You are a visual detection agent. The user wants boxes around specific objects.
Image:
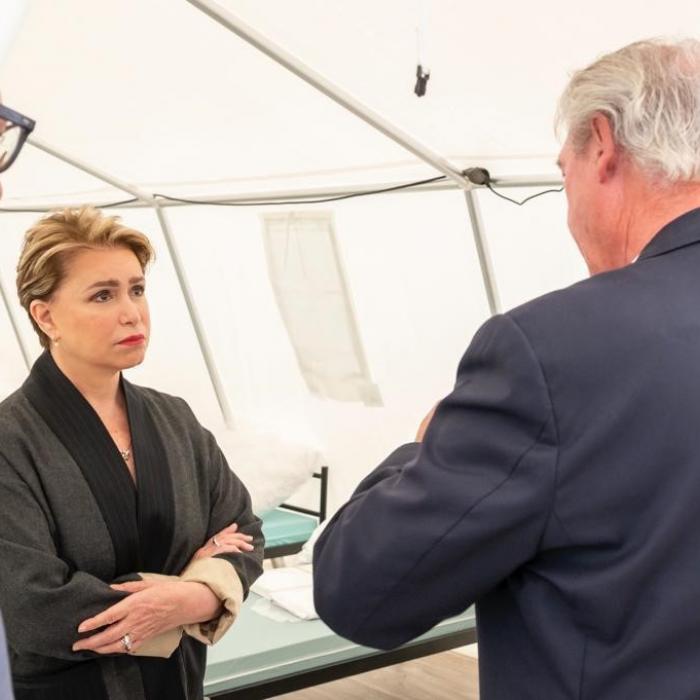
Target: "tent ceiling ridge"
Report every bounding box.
[185,0,471,192]
[0,175,563,213]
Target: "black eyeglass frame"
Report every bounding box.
[0,104,36,173]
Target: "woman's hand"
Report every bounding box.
[73,579,220,655]
[188,522,254,566]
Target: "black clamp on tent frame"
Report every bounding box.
[414,64,430,97]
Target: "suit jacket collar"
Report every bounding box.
[22,351,175,577]
[638,206,700,261]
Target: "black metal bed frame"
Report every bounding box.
[262,465,329,559]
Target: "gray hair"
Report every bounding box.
[556,38,700,182]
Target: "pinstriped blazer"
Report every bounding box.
[0,352,263,700]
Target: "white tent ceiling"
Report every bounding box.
[1,1,698,509]
[1,0,698,204]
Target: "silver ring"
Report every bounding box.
[121,633,133,653]
[212,535,221,547]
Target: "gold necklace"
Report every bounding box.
[118,444,132,462]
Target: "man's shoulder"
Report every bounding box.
[507,263,645,337]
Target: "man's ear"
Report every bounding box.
[590,113,618,183]
[29,299,57,341]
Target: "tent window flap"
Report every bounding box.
[262,212,382,407]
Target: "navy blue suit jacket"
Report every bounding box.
[314,208,700,699]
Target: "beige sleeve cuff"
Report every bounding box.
[132,573,183,658]
[179,557,244,645]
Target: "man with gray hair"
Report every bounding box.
[314,38,700,699]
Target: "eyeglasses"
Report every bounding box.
[0,104,35,174]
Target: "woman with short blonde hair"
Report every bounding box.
[17,207,155,349]
[0,206,263,700]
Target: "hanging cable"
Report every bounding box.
[0,170,563,212]
[98,197,141,209]
[486,182,564,206]
[152,175,448,206]
[462,167,563,205]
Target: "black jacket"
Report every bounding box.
[0,354,263,700]
[314,207,700,699]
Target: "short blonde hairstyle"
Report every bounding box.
[557,38,700,182]
[16,206,155,349]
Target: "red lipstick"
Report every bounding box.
[117,334,145,346]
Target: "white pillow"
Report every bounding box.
[214,428,324,514]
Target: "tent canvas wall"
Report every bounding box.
[0,0,694,512]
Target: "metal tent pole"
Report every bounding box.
[29,137,151,201]
[464,190,500,314]
[185,0,501,312]
[154,203,236,428]
[25,136,235,428]
[0,173,563,213]
[188,0,466,187]
[0,272,32,371]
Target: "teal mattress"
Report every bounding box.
[261,507,318,549]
